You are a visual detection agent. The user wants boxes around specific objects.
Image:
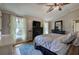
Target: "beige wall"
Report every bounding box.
[0,17,1,40]
[50,9,79,33]
[0,11,2,30]
[0,17,1,30]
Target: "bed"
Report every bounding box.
[34,33,66,46]
[34,32,77,55]
[14,32,77,55]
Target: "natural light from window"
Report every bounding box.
[44,21,49,34]
[16,17,26,41]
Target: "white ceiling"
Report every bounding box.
[0,3,79,21]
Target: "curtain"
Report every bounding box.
[10,15,16,42]
[21,18,27,41]
[2,13,10,34]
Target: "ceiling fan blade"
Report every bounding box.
[36,3,47,5]
[47,7,54,13]
[46,5,54,6]
[63,3,69,5]
[46,3,70,13]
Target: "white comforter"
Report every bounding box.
[35,33,66,46]
[49,40,70,55]
[34,33,69,55]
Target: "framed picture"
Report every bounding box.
[55,20,63,31]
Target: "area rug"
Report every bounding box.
[18,44,42,55]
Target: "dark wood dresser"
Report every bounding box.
[33,27,43,39]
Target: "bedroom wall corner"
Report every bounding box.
[50,8,79,33]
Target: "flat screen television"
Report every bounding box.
[33,21,40,27]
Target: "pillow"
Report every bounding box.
[73,37,79,46]
[62,32,77,44]
[73,32,79,46]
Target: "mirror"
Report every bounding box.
[54,20,63,31]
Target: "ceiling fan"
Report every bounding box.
[46,3,69,13]
[37,3,69,13]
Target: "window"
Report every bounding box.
[15,17,26,41]
[10,15,27,42]
[16,17,22,39]
[44,21,49,34]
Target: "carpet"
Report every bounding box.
[18,44,42,55]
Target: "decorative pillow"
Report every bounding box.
[62,32,77,44]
